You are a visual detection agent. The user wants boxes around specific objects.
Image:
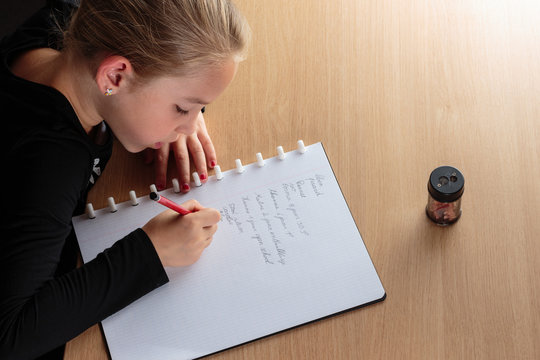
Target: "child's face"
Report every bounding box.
[105,59,238,153]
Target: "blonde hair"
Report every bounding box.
[63,0,250,78]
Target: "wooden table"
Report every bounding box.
[65,0,540,358]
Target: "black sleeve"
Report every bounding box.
[0,3,168,358]
[0,138,169,360]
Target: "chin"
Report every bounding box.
[123,143,147,153]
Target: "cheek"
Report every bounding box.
[106,106,156,146]
[105,95,177,148]
[175,113,199,135]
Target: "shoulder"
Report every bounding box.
[2,134,92,226]
[9,48,60,84]
[11,132,92,190]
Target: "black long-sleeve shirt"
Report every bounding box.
[0,2,169,359]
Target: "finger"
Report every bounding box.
[195,208,221,227]
[203,224,218,238]
[171,135,191,193]
[186,134,208,183]
[185,207,220,227]
[143,148,154,165]
[203,236,213,248]
[154,143,170,190]
[180,199,204,212]
[196,114,217,168]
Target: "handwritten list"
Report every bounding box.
[73,142,385,360]
[218,174,326,266]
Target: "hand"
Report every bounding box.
[143,111,217,192]
[142,200,220,267]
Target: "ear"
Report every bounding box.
[95,55,134,96]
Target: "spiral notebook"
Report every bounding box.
[73,141,386,360]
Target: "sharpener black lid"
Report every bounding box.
[427,166,464,203]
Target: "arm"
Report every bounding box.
[0,140,168,359]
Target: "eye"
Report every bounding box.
[175,105,189,115]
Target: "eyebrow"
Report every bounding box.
[185,97,209,105]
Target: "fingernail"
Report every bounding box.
[210,160,216,168]
[182,183,190,191]
[200,173,207,181]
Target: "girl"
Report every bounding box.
[0,0,250,359]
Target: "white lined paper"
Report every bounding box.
[73,142,385,360]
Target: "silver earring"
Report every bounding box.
[105,88,113,96]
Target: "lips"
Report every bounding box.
[154,142,163,149]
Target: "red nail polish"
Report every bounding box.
[182,183,190,191]
[200,173,207,181]
[210,160,216,168]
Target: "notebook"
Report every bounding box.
[73,141,386,360]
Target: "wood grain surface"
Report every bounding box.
[65,0,540,359]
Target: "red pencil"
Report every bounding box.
[149,192,191,215]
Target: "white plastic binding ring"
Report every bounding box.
[129,190,139,206]
[297,140,306,154]
[172,178,180,193]
[214,165,223,180]
[256,153,265,167]
[86,203,96,219]
[235,159,244,173]
[192,172,202,187]
[107,197,118,213]
[277,146,286,160]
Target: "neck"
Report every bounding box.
[49,51,104,133]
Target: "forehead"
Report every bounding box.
[138,60,237,103]
[130,74,205,103]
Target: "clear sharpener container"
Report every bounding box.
[426,166,464,225]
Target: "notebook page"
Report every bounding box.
[73,142,385,360]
